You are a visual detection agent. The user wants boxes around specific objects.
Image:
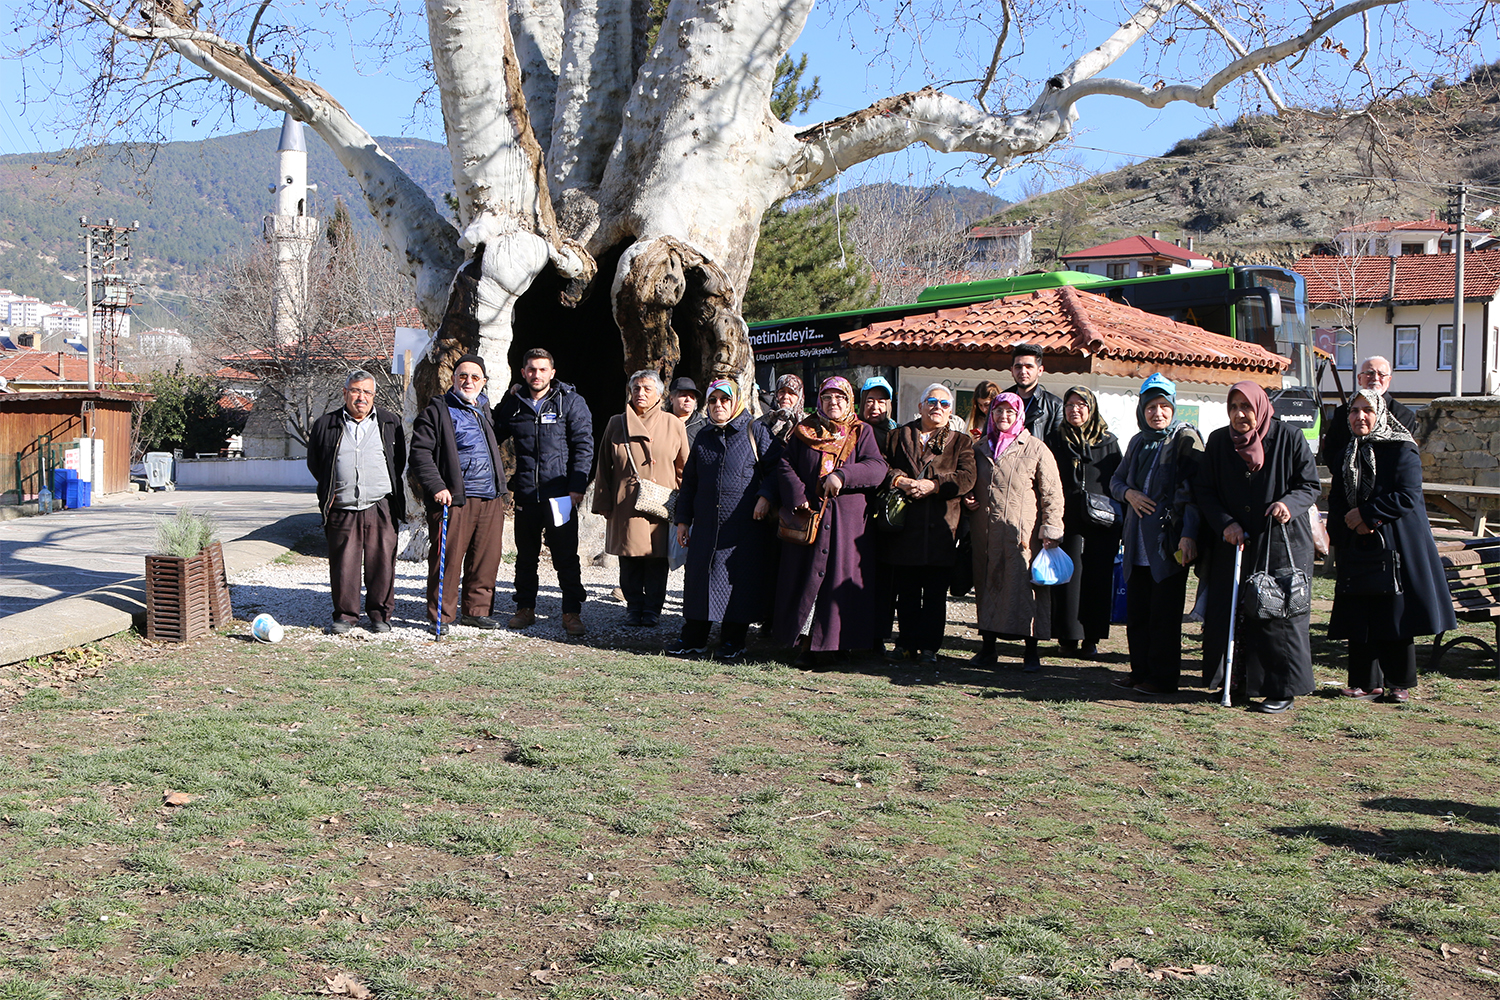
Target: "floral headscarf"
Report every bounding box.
[705,377,744,425]
[985,391,1026,460]
[1342,387,1417,507]
[794,376,861,475]
[1228,380,1274,472]
[1060,386,1107,451]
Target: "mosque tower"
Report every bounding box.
[264,113,319,345]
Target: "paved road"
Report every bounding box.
[0,488,319,617]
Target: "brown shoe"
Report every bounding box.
[561,612,586,637]
[508,608,535,629]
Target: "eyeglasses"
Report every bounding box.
[1064,401,1090,410]
[1358,369,1391,381]
[923,397,952,408]
[455,373,485,384]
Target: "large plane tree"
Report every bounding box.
[18,0,1421,409]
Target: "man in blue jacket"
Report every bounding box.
[493,348,594,636]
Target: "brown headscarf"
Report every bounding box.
[1060,386,1108,450]
[794,376,861,476]
[1227,380,1274,472]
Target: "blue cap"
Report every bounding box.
[1138,373,1176,401]
[861,376,894,397]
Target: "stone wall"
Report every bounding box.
[1416,396,1500,488]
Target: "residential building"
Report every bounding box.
[964,224,1033,275]
[40,303,86,339]
[1334,213,1488,257]
[6,297,45,328]
[1294,250,1500,400]
[1060,233,1220,279]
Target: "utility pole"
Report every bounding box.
[77,217,141,390]
[1450,185,1466,398]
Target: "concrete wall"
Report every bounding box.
[175,457,316,489]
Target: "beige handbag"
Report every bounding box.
[623,437,676,521]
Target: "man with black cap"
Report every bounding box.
[667,376,708,448]
[1006,343,1063,440]
[410,354,510,631]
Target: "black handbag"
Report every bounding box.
[1335,532,1403,597]
[1241,523,1311,620]
[871,485,908,533]
[1083,491,1119,527]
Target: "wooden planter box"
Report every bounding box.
[145,542,232,642]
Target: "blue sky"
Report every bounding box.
[0,2,1494,201]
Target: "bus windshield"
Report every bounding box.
[1238,268,1312,392]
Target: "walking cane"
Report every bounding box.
[1220,542,1244,707]
[434,505,450,640]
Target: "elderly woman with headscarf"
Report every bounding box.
[666,378,775,662]
[1196,380,1321,713]
[879,383,977,669]
[773,376,890,666]
[593,369,691,627]
[1045,386,1123,660]
[1327,389,1454,704]
[1108,375,1203,693]
[964,391,1065,671]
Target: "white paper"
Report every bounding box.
[549,495,573,526]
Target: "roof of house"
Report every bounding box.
[1294,250,1500,304]
[0,350,141,387]
[842,285,1289,387]
[968,224,1034,239]
[1337,213,1488,235]
[1061,235,1218,265]
[221,307,423,368]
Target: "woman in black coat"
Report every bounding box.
[1327,389,1455,703]
[669,379,774,662]
[1045,386,1122,659]
[880,383,977,668]
[1196,381,1321,713]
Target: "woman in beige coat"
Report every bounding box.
[966,392,1065,671]
[593,370,690,627]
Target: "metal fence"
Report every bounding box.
[1,440,70,505]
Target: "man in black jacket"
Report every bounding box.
[305,370,407,634]
[493,348,594,636]
[1006,343,1063,440]
[1319,355,1419,467]
[410,354,510,631]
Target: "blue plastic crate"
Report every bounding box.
[64,483,82,509]
[80,481,91,508]
[53,469,78,497]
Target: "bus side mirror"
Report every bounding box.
[1228,287,1282,330]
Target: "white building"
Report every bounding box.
[7,296,45,327]
[1061,234,1219,279]
[40,303,86,338]
[1335,214,1487,257]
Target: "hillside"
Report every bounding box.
[0,130,452,329]
[983,63,1500,268]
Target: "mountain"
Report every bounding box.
[0,129,453,330]
[979,63,1500,268]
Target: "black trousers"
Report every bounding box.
[619,556,669,615]
[872,561,896,644]
[1347,638,1417,691]
[1125,565,1188,690]
[512,500,586,613]
[894,565,952,653]
[681,618,750,649]
[325,499,396,623]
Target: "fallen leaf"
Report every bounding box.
[1108,957,1138,972]
[529,969,552,984]
[162,790,197,807]
[321,972,371,998]
[1440,942,1458,959]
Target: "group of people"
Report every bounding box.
[306,348,1454,714]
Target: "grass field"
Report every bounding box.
[0,582,1495,1000]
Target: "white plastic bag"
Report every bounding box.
[1031,545,1074,586]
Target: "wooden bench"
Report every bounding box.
[1431,538,1500,673]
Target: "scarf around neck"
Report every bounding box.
[1228,380,1274,472]
[1060,385,1107,452]
[1342,387,1417,507]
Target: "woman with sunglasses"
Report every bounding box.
[878,383,977,672]
[1044,386,1122,659]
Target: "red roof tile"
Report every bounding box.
[1337,215,1487,235]
[0,351,140,386]
[1294,251,1500,304]
[843,286,1288,387]
[1061,235,1217,265]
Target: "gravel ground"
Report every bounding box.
[229,552,701,655]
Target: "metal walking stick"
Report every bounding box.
[1221,542,1244,707]
[434,505,450,640]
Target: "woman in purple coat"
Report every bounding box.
[774,377,890,666]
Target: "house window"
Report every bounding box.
[1073,264,1089,274]
[1106,262,1127,280]
[1400,242,1425,255]
[1335,329,1356,370]
[1440,240,1453,253]
[1438,323,1466,370]
[1393,326,1419,370]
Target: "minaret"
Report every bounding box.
[264,113,318,345]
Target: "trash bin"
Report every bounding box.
[143,452,174,490]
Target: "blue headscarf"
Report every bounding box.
[1128,374,1183,489]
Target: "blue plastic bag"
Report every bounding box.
[1030,545,1074,586]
